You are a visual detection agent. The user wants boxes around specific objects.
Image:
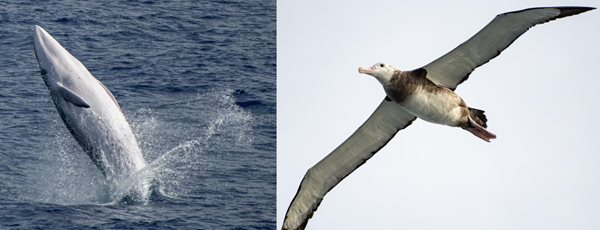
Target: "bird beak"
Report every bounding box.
[358,67,374,75]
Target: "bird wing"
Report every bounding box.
[423,7,594,90]
[282,98,416,230]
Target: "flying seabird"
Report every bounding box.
[283,6,594,230]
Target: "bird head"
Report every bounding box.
[358,62,396,86]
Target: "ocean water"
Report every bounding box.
[0,0,275,229]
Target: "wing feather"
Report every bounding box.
[423,7,594,90]
[282,99,416,230]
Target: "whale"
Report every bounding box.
[33,25,147,185]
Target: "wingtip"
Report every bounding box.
[501,6,595,19]
[555,6,595,18]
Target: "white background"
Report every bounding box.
[278,1,600,229]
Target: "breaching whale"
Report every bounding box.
[33,25,147,185]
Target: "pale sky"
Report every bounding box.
[278,1,600,229]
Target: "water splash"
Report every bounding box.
[25,116,109,204]
[127,88,255,202]
[25,89,254,205]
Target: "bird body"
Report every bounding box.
[361,65,495,141]
[385,69,467,127]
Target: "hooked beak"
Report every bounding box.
[358,67,374,75]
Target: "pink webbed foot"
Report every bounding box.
[465,117,496,142]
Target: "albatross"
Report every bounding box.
[283,6,594,230]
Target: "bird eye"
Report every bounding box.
[379,64,384,68]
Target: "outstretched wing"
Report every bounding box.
[423,7,594,90]
[282,98,417,230]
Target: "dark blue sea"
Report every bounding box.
[0,0,275,229]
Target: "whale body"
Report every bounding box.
[33,25,147,184]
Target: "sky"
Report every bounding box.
[277,1,600,229]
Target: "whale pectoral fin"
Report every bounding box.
[57,84,90,108]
